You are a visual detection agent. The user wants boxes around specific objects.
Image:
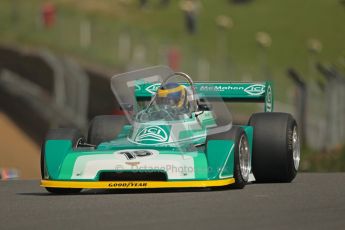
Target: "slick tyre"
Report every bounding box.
[249,112,300,183]
[87,115,128,146]
[41,128,84,194]
[207,126,251,189]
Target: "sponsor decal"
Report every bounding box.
[265,85,273,112]
[198,85,244,92]
[244,84,265,96]
[145,83,161,94]
[134,125,170,144]
[108,182,148,188]
[119,151,135,160]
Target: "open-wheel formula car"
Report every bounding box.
[41,66,300,194]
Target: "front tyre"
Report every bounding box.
[230,128,251,189]
[87,115,128,146]
[249,112,300,183]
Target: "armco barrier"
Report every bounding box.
[0,45,120,144]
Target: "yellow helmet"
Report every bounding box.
[156,82,187,109]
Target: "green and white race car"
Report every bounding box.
[41,66,300,194]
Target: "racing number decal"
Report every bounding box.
[119,150,152,160]
[119,152,135,160]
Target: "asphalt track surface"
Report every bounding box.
[1,173,345,230]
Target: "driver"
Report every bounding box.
[156,82,190,114]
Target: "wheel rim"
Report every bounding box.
[292,126,300,171]
[239,135,251,182]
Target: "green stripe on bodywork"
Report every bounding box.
[206,140,234,179]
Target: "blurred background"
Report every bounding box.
[0,0,344,180]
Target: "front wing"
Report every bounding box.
[41,178,235,189]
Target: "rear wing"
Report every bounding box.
[135,82,274,112]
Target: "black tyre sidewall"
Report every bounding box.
[249,112,298,183]
[286,118,298,181]
[230,129,248,189]
[87,115,127,146]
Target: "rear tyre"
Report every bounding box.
[87,115,128,146]
[207,127,251,189]
[249,112,300,183]
[41,128,84,194]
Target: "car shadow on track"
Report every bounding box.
[16,185,250,196]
